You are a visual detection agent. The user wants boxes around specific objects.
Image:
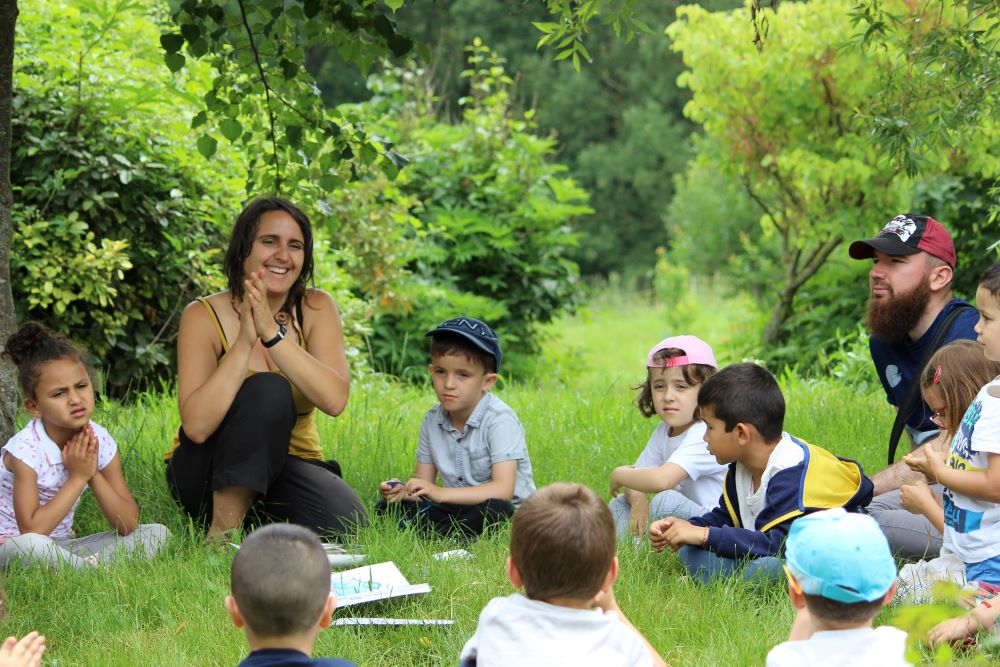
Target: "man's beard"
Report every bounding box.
[866,277,932,342]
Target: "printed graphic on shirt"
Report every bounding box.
[944,398,985,533]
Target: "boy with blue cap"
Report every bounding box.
[377,317,535,537]
[767,509,910,667]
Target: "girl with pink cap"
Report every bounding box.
[608,335,728,540]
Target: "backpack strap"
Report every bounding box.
[886,305,974,464]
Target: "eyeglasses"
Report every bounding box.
[930,408,946,428]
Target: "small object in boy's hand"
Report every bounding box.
[386,480,403,488]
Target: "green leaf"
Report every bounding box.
[286,124,303,147]
[196,135,217,159]
[319,174,341,192]
[372,15,394,38]
[360,143,378,165]
[190,111,207,129]
[385,0,405,13]
[281,58,298,80]
[388,33,413,58]
[164,52,186,73]
[189,37,208,58]
[532,22,560,33]
[160,33,184,54]
[180,23,201,43]
[219,118,243,142]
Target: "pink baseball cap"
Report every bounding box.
[646,335,717,369]
[848,214,956,268]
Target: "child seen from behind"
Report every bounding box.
[459,482,666,667]
[767,509,910,666]
[650,363,874,583]
[378,317,535,537]
[0,322,168,568]
[609,335,726,538]
[226,523,353,666]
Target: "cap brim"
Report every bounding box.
[848,236,917,260]
[425,327,500,368]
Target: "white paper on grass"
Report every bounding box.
[332,618,454,627]
[331,561,431,608]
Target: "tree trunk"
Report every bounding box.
[0,1,18,444]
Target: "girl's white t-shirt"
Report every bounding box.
[0,419,117,540]
[942,377,1000,563]
[633,421,727,509]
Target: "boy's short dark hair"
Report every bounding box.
[430,332,497,374]
[509,483,615,602]
[231,524,330,638]
[980,261,1000,300]
[697,362,785,442]
[802,594,884,624]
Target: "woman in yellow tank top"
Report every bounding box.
[165,198,367,540]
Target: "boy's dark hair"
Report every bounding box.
[697,363,785,442]
[635,348,716,418]
[231,524,330,638]
[224,197,315,320]
[980,261,1000,300]
[802,594,884,624]
[2,321,87,398]
[430,332,496,373]
[509,483,615,602]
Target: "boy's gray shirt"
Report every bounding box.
[417,392,535,505]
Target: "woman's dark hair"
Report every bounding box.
[223,197,315,318]
[635,348,716,418]
[2,321,86,398]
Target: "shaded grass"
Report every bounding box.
[0,288,970,665]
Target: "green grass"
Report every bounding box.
[0,288,976,666]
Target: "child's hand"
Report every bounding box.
[900,481,938,516]
[63,426,98,482]
[609,466,632,498]
[379,479,406,503]
[927,614,979,647]
[649,518,671,553]
[663,518,708,552]
[0,631,45,667]
[903,453,943,483]
[629,502,649,537]
[405,478,442,503]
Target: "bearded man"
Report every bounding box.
[849,214,979,560]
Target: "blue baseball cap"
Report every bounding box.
[425,317,502,372]
[784,509,896,604]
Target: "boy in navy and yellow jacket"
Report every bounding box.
[650,363,873,583]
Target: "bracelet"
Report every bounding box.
[262,323,286,348]
[701,527,710,547]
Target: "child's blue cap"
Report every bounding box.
[426,317,502,372]
[784,509,896,604]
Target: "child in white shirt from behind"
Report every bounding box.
[767,509,910,667]
[459,483,666,667]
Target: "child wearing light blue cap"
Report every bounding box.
[767,509,911,667]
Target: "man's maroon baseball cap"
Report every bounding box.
[849,214,956,268]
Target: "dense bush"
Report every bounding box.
[351,44,592,379]
[12,1,240,395]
